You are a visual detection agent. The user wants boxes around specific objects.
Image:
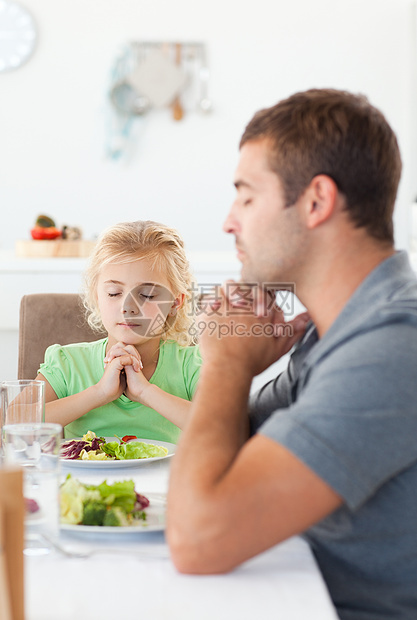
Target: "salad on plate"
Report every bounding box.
[60,475,150,527]
[61,430,169,462]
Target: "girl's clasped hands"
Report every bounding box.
[103,341,150,403]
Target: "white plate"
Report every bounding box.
[60,437,175,468]
[61,492,166,533]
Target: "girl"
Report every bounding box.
[36,220,201,442]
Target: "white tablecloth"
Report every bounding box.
[25,458,339,620]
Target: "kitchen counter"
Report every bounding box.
[0,250,240,273]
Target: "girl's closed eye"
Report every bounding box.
[140,293,155,300]
[108,292,122,297]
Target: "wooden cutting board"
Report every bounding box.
[15,239,96,258]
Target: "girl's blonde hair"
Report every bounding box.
[82,220,197,346]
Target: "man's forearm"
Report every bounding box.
[169,361,253,490]
[166,359,254,571]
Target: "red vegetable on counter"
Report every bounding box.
[30,226,62,240]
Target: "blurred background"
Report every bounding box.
[1,0,416,253]
[1,0,416,381]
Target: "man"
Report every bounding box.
[166,89,417,620]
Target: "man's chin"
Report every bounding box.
[240,265,256,285]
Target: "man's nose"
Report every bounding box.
[123,292,141,315]
[223,204,239,234]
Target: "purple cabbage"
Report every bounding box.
[135,492,150,510]
[25,498,40,513]
[60,435,106,460]
[60,439,89,460]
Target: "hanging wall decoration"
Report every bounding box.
[0,0,37,73]
[105,41,212,161]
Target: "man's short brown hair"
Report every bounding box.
[240,89,402,243]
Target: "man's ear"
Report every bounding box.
[304,174,338,229]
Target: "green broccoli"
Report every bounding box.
[103,506,129,527]
[81,500,107,526]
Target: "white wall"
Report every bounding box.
[1,0,416,254]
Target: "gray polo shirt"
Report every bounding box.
[250,251,417,620]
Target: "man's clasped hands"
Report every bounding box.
[102,281,310,406]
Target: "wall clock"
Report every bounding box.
[0,0,37,73]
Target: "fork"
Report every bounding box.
[41,535,170,560]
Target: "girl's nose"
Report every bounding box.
[123,292,141,315]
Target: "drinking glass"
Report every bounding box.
[1,380,45,430]
[2,423,63,556]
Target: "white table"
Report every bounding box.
[25,458,339,620]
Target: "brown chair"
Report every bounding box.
[18,293,106,380]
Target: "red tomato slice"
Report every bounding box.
[121,435,137,443]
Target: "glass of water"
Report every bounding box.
[1,380,45,449]
[2,423,63,555]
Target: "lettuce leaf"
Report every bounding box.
[100,441,120,458]
[101,441,168,460]
[96,479,136,512]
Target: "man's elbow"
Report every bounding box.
[166,521,236,575]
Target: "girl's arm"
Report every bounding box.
[106,343,194,429]
[37,353,138,427]
[38,373,108,427]
[124,367,192,430]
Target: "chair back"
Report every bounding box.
[18,293,106,380]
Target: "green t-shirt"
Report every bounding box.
[39,338,201,442]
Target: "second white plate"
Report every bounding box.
[60,437,175,468]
